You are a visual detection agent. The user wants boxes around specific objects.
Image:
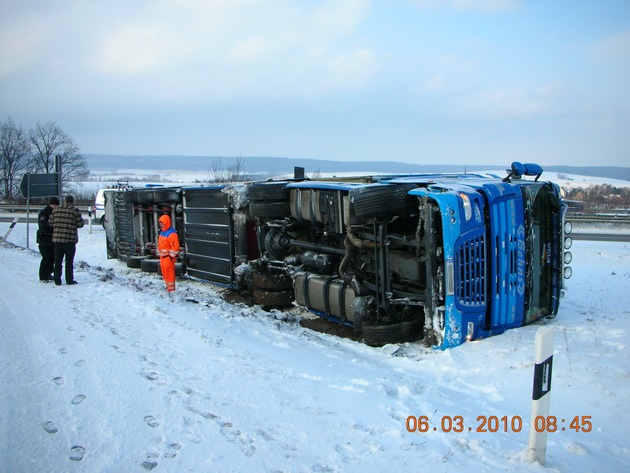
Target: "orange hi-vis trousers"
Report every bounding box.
[160,256,176,292]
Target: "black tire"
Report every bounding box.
[248,182,290,201]
[154,188,181,203]
[350,184,418,219]
[252,289,294,308]
[126,254,149,269]
[140,258,160,273]
[251,270,293,290]
[157,261,186,276]
[249,201,291,219]
[362,318,423,346]
[137,191,155,204]
[123,190,138,203]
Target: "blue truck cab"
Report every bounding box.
[388,162,570,347]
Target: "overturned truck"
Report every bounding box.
[103,162,572,349]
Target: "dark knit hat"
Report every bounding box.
[49,196,60,205]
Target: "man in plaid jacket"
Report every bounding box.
[49,195,85,285]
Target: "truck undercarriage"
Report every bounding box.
[103,163,571,349]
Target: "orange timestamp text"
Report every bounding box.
[405,415,593,433]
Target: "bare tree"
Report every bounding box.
[29,121,89,185]
[209,156,249,183]
[0,117,31,200]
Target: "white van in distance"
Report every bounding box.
[94,182,132,226]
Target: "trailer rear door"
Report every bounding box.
[182,187,235,285]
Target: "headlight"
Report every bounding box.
[564,221,572,234]
[564,266,573,279]
[459,193,472,221]
[564,236,573,250]
[564,252,572,264]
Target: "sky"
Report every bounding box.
[2,218,630,471]
[1,0,629,167]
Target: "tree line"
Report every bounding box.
[564,184,630,213]
[0,117,89,201]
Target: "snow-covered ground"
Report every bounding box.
[1,222,629,472]
[81,168,630,192]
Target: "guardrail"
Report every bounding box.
[568,214,630,225]
[1,204,629,224]
[0,203,93,215]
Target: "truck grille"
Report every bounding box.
[455,233,486,307]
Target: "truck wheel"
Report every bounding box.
[350,184,418,219]
[123,190,138,203]
[248,182,290,201]
[140,258,160,273]
[249,201,291,219]
[157,262,186,276]
[154,189,181,202]
[126,254,148,269]
[137,191,155,204]
[362,318,422,346]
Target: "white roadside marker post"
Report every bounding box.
[0,217,20,243]
[528,326,554,465]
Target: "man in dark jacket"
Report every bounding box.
[37,196,60,282]
[49,195,85,285]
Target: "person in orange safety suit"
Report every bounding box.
[158,214,180,292]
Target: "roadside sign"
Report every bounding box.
[19,173,60,198]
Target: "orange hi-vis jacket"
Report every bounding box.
[158,214,180,292]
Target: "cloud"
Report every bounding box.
[0,3,53,76]
[0,0,376,106]
[0,26,43,76]
[592,29,630,75]
[421,54,480,93]
[87,0,376,100]
[97,24,171,75]
[313,0,372,32]
[410,0,520,12]
[229,37,275,64]
[452,82,568,119]
[327,49,378,89]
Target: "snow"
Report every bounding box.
[81,168,630,192]
[1,221,629,472]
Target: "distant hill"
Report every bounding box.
[539,165,630,182]
[86,154,630,182]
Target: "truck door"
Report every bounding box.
[182,187,235,285]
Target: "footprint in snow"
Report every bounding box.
[58,348,68,354]
[144,415,160,428]
[141,460,158,470]
[71,394,87,405]
[75,359,87,367]
[145,371,160,381]
[52,377,65,385]
[164,443,182,459]
[42,421,58,434]
[69,445,86,461]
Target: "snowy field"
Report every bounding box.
[78,168,630,196]
[1,221,629,472]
